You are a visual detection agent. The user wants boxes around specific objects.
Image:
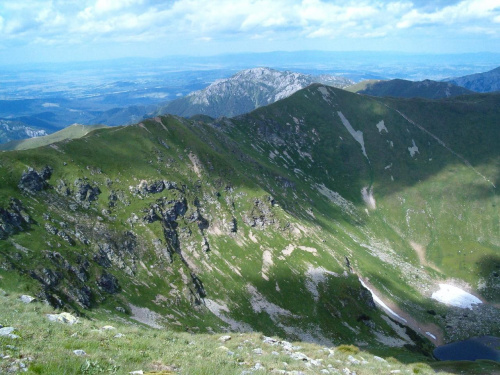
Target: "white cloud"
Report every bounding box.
[0,0,498,52]
[397,0,500,28]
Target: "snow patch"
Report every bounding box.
[408,139,419,157]
[361,186,376,210]
[337,111,368,160]
[376,120,388,133]
[426,332,437,340]
[431,284,482,309]
[359,278,407,323]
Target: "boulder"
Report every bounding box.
[19,295,36,304]
[46,312,79,325]
[0,327,19,339]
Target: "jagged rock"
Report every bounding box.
[44,223,58,235]
[74,178,101,208]
[373,356,387,363]
[75,228,90,245]
[39,166,53,180]
[29,268,61,287]
[69,286,92,309]
[46,312,78,325]
[201,237,210,253]
[97,272,120,294]
[37,289,63,308]
[0,199,31,240]
[55,179,70,196]
[19,295,36,304]
[57,230,75,245]
[243,197,276,228]
[18,166,51,194]
[70,260,89,283]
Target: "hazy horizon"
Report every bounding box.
[0,0,499,65]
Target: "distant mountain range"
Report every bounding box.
[446,66,500,93]
[0,124,108,151]
[156,67,354,118]
[347,79,473,99]
[0,119,48,144]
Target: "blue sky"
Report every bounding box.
[0,0,499,64]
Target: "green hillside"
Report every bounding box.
[0,86,498,373]
[0,124,108,151]
[347,79,473,99]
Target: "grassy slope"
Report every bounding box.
[6,290,498,375]
[0,87,498,373]
[0,124,108,151]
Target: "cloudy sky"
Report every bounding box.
[0,0,499,64]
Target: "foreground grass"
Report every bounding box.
[1,291,498,375]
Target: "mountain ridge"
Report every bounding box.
[348,78,473,99]
[446,66,500,93]
[0,85,498,373]
[156,67,354,118]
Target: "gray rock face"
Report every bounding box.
[0,198,31,239]
[97,272,120,294]
[74,178,101,208]
[243,197,276,228]
[157,67,354,118]
[18,166,52,193]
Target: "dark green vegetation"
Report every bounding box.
[0,85,499,373]
[348,79,473,99]
[0,124,108,151]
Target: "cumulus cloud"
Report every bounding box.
[0,0,498,49]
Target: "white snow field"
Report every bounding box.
[431,284,482,309]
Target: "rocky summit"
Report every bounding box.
[0,84,498,374]
[156,67,354,118]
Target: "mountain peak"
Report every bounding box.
[157,68,353,118]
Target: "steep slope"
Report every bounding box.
[446,66,500,93]
[349,79,473,99]
[0,86,498,364]
[156,67,353,118]
[0,124,108,151]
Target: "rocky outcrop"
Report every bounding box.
[243,196,276,228]
[0,198,31,239]
[74,178,101,208]
[18,166,52,194]
[97,272,120,294]
[129,180,179,196]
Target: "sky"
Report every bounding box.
[0,0,499,64]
